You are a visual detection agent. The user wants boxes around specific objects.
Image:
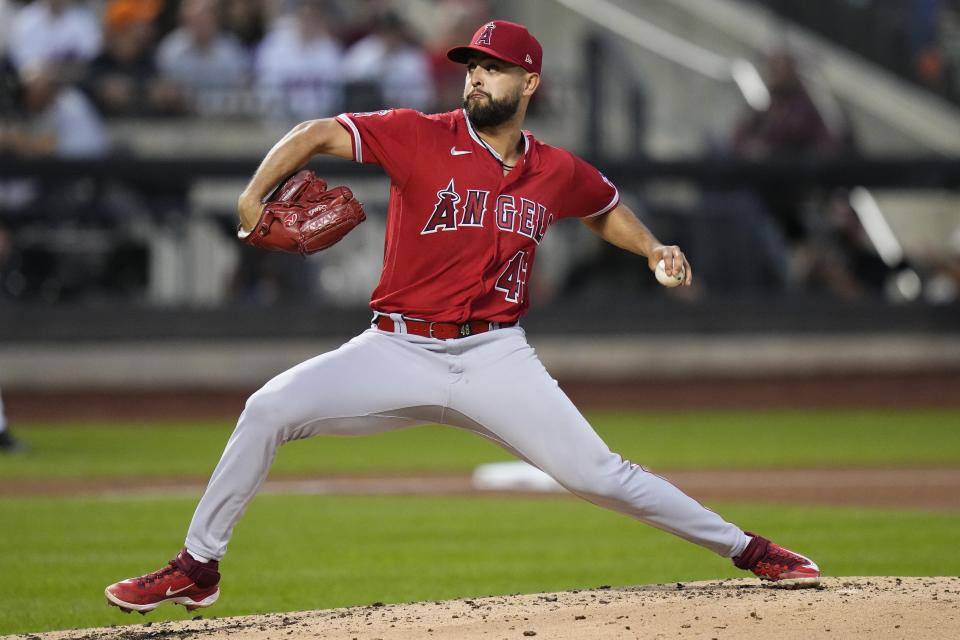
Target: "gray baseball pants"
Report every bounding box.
[185,324,749,561]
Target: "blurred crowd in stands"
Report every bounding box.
[0,0,490,124]
[908,0,960,101]
[0,0,492,304]
[565,47,959,306]
[1,0,958,308]
[721,51,883,301]
[761,0,960,105]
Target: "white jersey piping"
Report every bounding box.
[584,188,621,218]
[462,109,529,164]
[336,114,363,163]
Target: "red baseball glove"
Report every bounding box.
[238,169,366,255]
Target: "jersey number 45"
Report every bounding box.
[495,250,529,304]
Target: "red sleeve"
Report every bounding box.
[557,153,620,219]
[335,109,423,186]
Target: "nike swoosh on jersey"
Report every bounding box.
[166,585,194,596]
[450,147,473,156]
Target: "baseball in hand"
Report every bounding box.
[655,259,685,288]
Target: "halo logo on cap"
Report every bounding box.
[447,20,543,75]
[475,22,495,46]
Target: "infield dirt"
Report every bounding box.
[9,577,958,640]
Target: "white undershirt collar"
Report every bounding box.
[462,108,530,164]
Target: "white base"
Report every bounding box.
[472,461,566,493]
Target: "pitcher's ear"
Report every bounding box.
[523,72,540,96]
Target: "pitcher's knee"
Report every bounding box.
[236,387,299,440]
[561,472,621,499]
[558,456,646,502]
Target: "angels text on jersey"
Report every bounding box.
[421,178,554,244]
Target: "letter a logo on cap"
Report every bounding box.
[447,20,543,74]
[475,22,495,46]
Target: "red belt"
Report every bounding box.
[374,315,515,339]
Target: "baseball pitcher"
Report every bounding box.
[106,20,820,614]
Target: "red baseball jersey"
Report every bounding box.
[335,108,619,323]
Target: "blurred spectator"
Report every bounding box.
[156,0,249,114]
[0,1,16,53]
[731,52,836,160]
[908,0,960,101]
[0,53,17,119]
[0,55,32,212]
[0,386,26,454]
[2,63,108,158]
[729,51,840,256]
[0,63,108,212]
[341,11,435,111]
[922,226,960,304]
[7,0,102,77]
[911,0,947,93]
[0,222,13,290]
[85,0,184,117]
[255,0,343,121]
[0,59,151,303]
[799,194,891,300]
[692,50,865,294]
[222,0,269,55]
[153,0,182,36]
[339,0,392,47]
[941,0,960,101]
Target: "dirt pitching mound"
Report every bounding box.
[16,577,960,640]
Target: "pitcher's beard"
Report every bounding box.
[463,89,521,129]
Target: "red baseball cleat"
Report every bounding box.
[733,532,821,588]
[105,549,220,613]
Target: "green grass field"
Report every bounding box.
[1,408,958,635]
[3,409,959,480]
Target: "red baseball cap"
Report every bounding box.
[447,20,543,74]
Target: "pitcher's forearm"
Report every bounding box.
[581,203,661,257]
[238,119,352,231]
